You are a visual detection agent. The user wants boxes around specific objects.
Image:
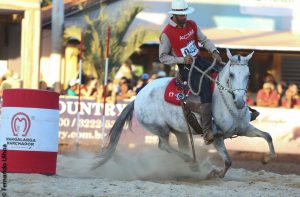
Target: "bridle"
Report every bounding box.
[188,58,248,99]
[217,61,249,119]
[188,58,249,119]
[226,63,248,99]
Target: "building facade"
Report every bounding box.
[0,0,41,89]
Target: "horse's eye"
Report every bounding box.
[229,73,234,78]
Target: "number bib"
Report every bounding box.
[180,40,199,57]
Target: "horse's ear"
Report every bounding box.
[226,48,233,60]
[246,51,254,61]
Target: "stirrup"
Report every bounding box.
[250,110,260,121]
[204,133,214,145]
[204,138,214,145]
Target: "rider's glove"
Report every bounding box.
[212,50,223,63]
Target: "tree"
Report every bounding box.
[41,0,52,7]
[64,1,146,83]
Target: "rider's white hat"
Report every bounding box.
[168,0,194,15]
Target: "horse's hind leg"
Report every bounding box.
[172,130,190,154]
[240,125,276,164]
[158,135,193,163]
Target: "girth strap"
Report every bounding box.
[176,74,189,91]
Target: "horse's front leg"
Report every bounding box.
[239,125,276,164]
[208,136,232,178]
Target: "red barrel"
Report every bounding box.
[0,89,59,174]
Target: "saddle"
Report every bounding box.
[164,77,203,135]
[163,60,219,135]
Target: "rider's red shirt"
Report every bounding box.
[162,20,200,57]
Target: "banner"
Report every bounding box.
[58,97,150,146]
[225,106,300,154]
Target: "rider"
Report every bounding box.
[160,0,260,145]
[159,0,222,145]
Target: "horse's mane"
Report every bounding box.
[218,60,231,84]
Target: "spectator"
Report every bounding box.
[256,82,279,107]
[103,80,117,103]
[276,81,287,106]
[149,73,158,82]
[281,83,300,109]
[80,75,98,99]
[246,92,255,106]
[263,73,276,86]
[66,79,79,96]
[116,77,136,101]
[52,82,64,94]
[38,80,49,90]
[114,59,134,83]
[0,80,12,97]
[157,70,167,78]
[135,73,149,94]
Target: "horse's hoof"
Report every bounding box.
[261,155,276,165]
[262,156,270,165]
[206,169,219,179]
[218,171,225,178]
[262,154,276,165]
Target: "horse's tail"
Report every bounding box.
[93,101,135,168]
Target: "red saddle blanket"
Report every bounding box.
[164,72,218,106]
[164,78,189,106]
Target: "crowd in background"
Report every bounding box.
[248,73,300,109]
[0,61,299,109]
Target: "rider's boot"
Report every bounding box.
[200,103,214,145]
[249,107,260,121]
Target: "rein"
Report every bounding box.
[217,75,248,120]
[227,64,248,94]
[187,58,234,97]
[187,58,248,120]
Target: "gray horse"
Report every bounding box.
[96,49,276,178]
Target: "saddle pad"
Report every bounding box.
[164,78,189,106]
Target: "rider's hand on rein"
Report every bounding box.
[212,50,223,63]
[184,55,193,65]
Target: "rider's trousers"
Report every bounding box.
[178,57,213,103]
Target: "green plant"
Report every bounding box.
[64,1,146,83]
[41,0,52,7]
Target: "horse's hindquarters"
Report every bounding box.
[134,78,187,135]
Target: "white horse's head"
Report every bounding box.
[225,49,254,109]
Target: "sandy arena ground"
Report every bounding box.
[4,146,300,197]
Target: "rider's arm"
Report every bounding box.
[159,33,185,65]
[197,26,218,54]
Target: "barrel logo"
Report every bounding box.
[11,112,31,137]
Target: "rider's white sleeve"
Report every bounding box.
[197,25,218,53]
[159,33,185,65]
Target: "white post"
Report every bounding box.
[50,0,64,92]
[76,32,83,150]
[101,26,110,149]
[76,58,82,149]
[101,57,109,148]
